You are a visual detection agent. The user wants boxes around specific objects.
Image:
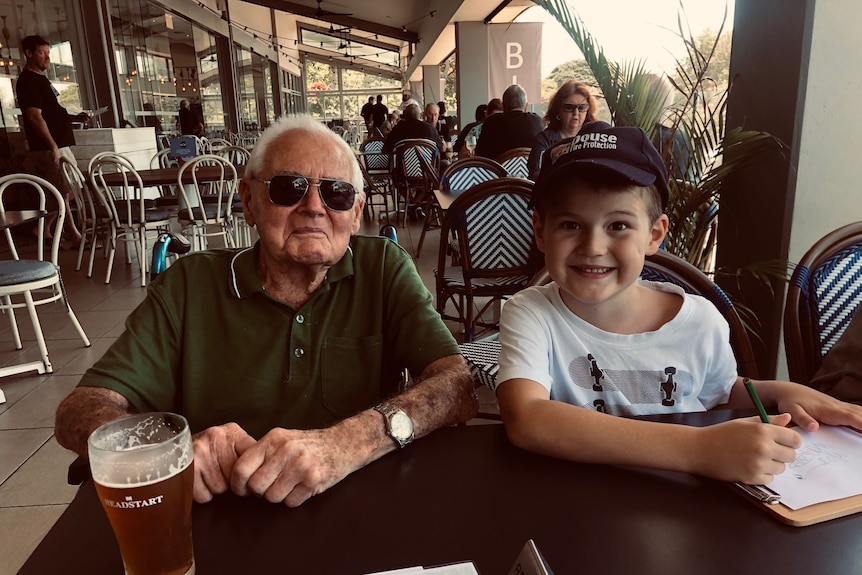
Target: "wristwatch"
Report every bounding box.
[373,402,414,448]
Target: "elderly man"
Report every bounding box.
[381,103,446,155]
[475,84,542,160]
[55,114,477,507]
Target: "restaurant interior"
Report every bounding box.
[0,0,859,572]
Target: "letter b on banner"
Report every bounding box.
[507,42,523,69]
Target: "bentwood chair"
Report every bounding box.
[89,154,172,286]
[784,221,862,384]
[0,174,90,378]
[436,178,538,341]
[495,147,532,179]
[176,154,238,252]
[59,156,106,273]
[527,249,760,379]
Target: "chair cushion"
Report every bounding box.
[178,204,229,221]
[439,266,531,289]
[0,260,58,285]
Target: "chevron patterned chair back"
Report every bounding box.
[785,221,862,384]
[441,157,507,192]
[436,177,538,341]
[528,249,759,379]
[495,147,531,179]
[393,139,439,226]
[359,137,390,173]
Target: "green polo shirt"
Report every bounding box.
[79,235,459,438]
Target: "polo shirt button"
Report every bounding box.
[294,347,304,358]
[296,314,305,324]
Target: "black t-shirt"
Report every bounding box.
[16,69,76,150]
[372,103,388,128]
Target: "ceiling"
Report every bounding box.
[244,0,538,80]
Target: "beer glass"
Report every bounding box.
[88,412,195,575]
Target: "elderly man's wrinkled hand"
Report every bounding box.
[230,426,360,507]
[192,423,256,503]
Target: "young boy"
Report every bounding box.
[496,125,862,485]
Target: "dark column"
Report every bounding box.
[79,0,121,128]
[719,0,816,378]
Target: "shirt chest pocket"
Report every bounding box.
[321,334,384,417]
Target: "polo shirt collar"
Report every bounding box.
[228,241,356,299]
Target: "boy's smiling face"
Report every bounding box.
[533,183,668,321]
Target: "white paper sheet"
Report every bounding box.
[769,426,862,510]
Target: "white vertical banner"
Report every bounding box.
[488,23,542,104]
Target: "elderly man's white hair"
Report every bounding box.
[246,114,364,200]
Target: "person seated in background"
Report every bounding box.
[435,100,453,143]
[382,103,446,156]
[380,112,398,137]
[475,85,543,160]
[495,123,862,486]
[453,99,503,158]
[527,80,598,179]
[55,113,478,508]
[809,306,862,401]
[423,102,452,157]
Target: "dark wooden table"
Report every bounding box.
[19,412,862,574]
[0,210,48,231]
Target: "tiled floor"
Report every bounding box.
[0,212,499,575]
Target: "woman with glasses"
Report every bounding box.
[527,80,598,179]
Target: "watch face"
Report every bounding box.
[390,411,413,440]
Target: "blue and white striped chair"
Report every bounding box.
[435,177,538,341]
[416,157,509,259]
[495,147,532,179]
[393,138,438,227]
[785,221,862,385]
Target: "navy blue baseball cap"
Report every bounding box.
[533,124,669,211]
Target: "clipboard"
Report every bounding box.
[732,425,862,527]
[733,484,862,527]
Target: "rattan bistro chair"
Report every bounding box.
[785,221,862,385]
[528,249,759,379]
[436,177,538,342]
[495,147,532,179]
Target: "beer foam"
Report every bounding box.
[96,457,192,489]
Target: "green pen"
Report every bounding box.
[743,378,771,423]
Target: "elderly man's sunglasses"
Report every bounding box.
[253,175,356,211]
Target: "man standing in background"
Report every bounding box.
[371,95,388,136]
[360,96,375,134]
[16,34,85,248]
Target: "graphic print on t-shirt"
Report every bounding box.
[570,354,693,414]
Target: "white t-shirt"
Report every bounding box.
[497,281,737,416]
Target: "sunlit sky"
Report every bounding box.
[517,0,735,77]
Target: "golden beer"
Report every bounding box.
[89,413,195,575]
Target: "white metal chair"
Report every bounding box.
[176,154,238,251]
[0,174,90,379]
[59,156,110,274]
[89,154,172,286]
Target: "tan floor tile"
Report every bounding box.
[0,428,52,485]
[0,505,67,575]
[0,374,49,417]
[0,438,78,506]
[0,375,80,430]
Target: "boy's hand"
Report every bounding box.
[771,382,862,432]
[693,414,800,485]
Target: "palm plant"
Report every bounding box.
[534,0,787,273]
